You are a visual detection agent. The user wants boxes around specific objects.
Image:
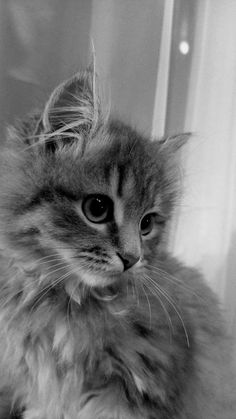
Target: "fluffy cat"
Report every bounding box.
[0,70,235,419]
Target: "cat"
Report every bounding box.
[0,69,235,419]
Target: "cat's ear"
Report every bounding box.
[159,133,191,153]
[41,69,101,146]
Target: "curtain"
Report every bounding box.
[0,0,92,139]
[160,0,236,355]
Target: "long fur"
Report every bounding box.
[0,70,235,419]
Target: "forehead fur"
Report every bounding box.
[0,119,176,222]
[0,69,186,221]
[47,120,162,197]
[86,121,163,209]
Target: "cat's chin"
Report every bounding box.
[64,271,121,304]
[80,270,121,287]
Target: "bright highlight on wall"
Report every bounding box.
[179,41,190,55]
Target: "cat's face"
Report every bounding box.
[0,71,187,291]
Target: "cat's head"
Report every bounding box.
[0,70,188,292]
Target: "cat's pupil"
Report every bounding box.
[90,198,106,216]
[82,195,113,223]
[140,213,154,236]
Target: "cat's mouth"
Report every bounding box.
[90,285,120,301]
[60,254,143,303]
[79,269,122,287]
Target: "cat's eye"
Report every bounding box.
[140,213,155,236]
[82,195,113,223]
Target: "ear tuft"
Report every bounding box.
[159,132,191,152]
[41,69,102,150]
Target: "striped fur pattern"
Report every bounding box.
[0,71,235,419]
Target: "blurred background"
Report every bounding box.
[0,0,236,356]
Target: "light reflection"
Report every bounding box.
[179,41,190,55]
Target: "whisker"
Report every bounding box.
[37,258,65,265]
[66,279,80,332]
[0,288,26,312]
[0,275,43,311]
[130,277,136,300]
[144,273,190,347]
[126,278,129,300]
[134,278,140,307]
[32,254,64,263]
[29,268,77,315]
[139,281,152,330]
[42,262,69,271]
[141,275,174,343]
[0,264,69,319]
[39,264,68,280]
[0,261,67,311]
[145,263,204,302]
[145,263,182,283]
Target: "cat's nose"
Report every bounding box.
[117,253,140,271]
